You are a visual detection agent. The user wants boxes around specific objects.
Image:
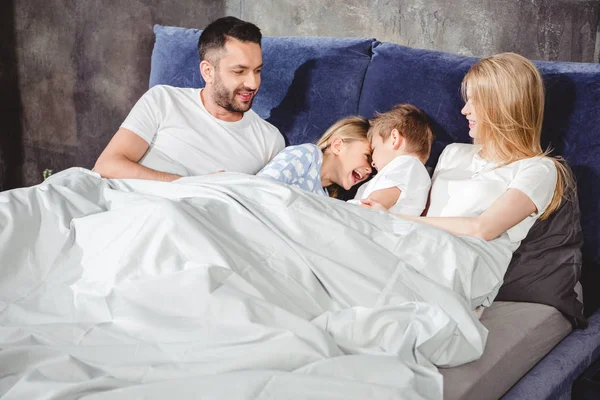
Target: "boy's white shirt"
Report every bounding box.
[348,155,431,216]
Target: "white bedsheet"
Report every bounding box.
[0,168,512,400]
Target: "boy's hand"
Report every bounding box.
[360,198,389,212]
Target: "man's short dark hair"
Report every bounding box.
[198,16,262,63]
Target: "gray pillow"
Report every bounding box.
[496,190,587,328]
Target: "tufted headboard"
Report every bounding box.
[150,24,600,312]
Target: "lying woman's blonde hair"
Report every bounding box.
[315,116,370,198]
[462,52,574,220]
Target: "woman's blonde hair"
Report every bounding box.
[315,116,370,198]
[462,52,573,219]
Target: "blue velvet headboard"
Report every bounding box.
[150,25,375,145]
[150,24,600,311]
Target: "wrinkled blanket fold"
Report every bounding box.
[0,168,512,400]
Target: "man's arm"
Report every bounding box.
[93,128,181,182]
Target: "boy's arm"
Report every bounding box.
[364,187,401,210]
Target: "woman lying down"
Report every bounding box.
[258,52,572,317]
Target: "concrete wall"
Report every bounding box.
[0,0,23,190]
[4,0,227,189]
[235,0,600,61]
[1,0,599,188]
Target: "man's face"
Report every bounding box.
[209,38,263,113]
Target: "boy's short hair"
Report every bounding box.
[368,104,435,160]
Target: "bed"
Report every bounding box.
[1,24,599,399]
[442,301,572,399]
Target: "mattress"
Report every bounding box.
[441,301,572,400]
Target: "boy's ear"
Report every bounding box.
[330,137,344,155]
[390,129,404,150]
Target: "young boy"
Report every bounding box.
[348,104,434,216]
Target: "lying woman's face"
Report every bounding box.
[336,140,373,190]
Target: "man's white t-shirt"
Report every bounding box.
[427,143,558,252]
[120,85,285,176]
[349,155,431,216]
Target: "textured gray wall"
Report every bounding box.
[236,0,600,61]
[10,0,226,187]
[0,0,23,191]
[3,0,599,188]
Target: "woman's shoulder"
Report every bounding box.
[511,155,558,177]
[437,142,478,168]
[277,143,320,158]
[442,142,477,155]
[517,154,556,167]
[284,143,321,155]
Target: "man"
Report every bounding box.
[93,17,285,181]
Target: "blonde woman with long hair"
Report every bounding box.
[257,116,373,197]
[364,53,572,254]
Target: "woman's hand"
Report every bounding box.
[360,198,389,212]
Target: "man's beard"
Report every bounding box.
[212,74,256,113]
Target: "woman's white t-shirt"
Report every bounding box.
[427,143,558,253]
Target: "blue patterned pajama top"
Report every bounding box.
[257,143,328,196]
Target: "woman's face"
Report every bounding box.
[461,91,479,139]
[335,139,373,190]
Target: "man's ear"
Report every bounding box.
[200,60,214,84]
[330,137,344,155]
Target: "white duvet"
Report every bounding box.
[0,168,512,400]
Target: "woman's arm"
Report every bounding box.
[362,188,536,241]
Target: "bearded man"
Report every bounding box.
[94,17,284,181]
